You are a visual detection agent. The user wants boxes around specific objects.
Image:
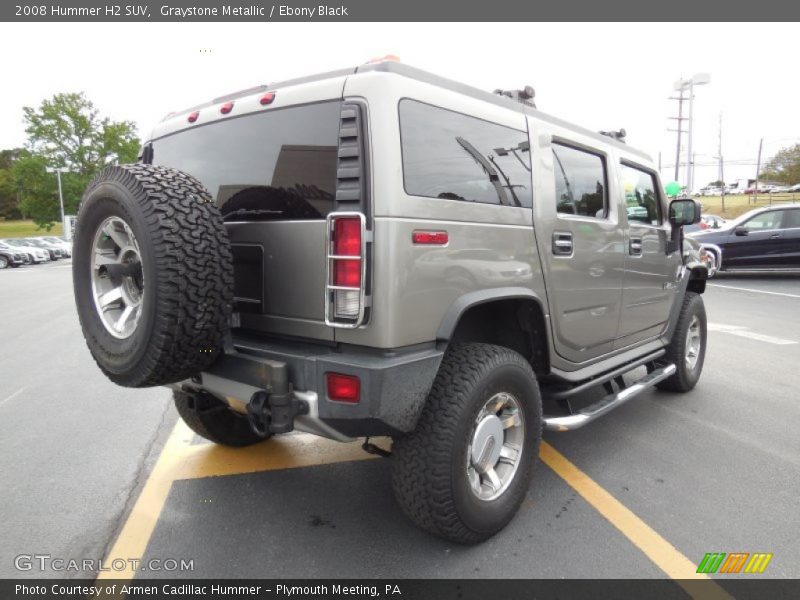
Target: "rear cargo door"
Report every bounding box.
[151,82,352,341]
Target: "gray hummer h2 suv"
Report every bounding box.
[72,60,708,544]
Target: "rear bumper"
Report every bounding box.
[173,334,443,441]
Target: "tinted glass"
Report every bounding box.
[399,100,532,208]
[553,143,607,218]
[782,209,800,229]
[744,211,782,231]
[152,102,342,221]
[620,164,662,225]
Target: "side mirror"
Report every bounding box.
[669,198,702,227]
[734,225,749,236]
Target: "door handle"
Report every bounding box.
[629,237,643,255]
[769,233,782,239]
[552,232,573,256]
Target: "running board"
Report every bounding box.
[543,363,677,432]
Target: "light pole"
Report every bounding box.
[673,73,710,193]
[45,166,70,230]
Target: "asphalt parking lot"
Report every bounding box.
[1,261,798,590]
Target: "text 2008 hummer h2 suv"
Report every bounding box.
[72,60,708,543]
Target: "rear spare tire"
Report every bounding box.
[72,164,233,387]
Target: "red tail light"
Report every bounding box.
[334,217,361,256]
[326,373,360,403]
[334,259,361,287]
[326,214,366,325]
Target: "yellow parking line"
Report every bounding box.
[540,442,732,600]
[98,417,730,598]
[97,419,379,580]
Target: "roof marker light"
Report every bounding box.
[187,111,199,123]
[220,101,234,114]
[260,92,276,105]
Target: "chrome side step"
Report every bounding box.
[543,363,677,432]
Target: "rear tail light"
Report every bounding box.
[326,213,367,327]
[326,372,360,404]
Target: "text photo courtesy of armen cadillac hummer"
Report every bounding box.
[1,7,799,600]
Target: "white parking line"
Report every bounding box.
[0,387,26,408]
[709,283,800,299]
[708,323,798,345]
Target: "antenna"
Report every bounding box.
[493,85,536,108]
[599,129,627,143]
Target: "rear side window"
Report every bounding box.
[552,143,607,218]
[399,100,532,208]
[152,101,342,221]
[782,209,800,229]
[620,163,662,226]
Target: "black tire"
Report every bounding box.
[656,291,707,392]
[72,164,233,388]
[173,390,267,447]
[392,343,542,544]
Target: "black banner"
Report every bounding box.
[3,0,800,22]
[3,579,800,600]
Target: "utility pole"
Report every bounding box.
[668,87,687,185]
[670,74,710,194]
[754,138,763,205]
[716,113,725,213]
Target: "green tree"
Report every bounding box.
[15,92,140,229]
[0,149,23,219]
[13,152,58,230]
[760,144,800,184]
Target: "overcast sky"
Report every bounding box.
[1,22,797,189]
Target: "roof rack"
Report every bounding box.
[599,129,627,143]
[493,86,536,108]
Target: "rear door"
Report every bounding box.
[723,210,784,268]
[779,208,800,267]
[151,86,348,341]
[533,128,625,363]
[615,161,681,346]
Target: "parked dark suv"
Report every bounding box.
[688,204,800,276]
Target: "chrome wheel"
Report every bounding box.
[685,315,701,370]
[466,392,525,502]
[90,216,144,339]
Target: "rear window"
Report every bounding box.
[151,101,342,221]
[399,100,532,208]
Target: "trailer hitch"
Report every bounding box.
[247,389,309,437]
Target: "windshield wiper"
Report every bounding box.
[455,136,515,207]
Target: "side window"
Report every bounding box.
[781,209,800,229]
[552,143,607,218]
[399,100,532,208]
[743,211,782,231]
[620,163,662,226]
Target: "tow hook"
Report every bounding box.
[362,437,392,458]
[247,390,309,437]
